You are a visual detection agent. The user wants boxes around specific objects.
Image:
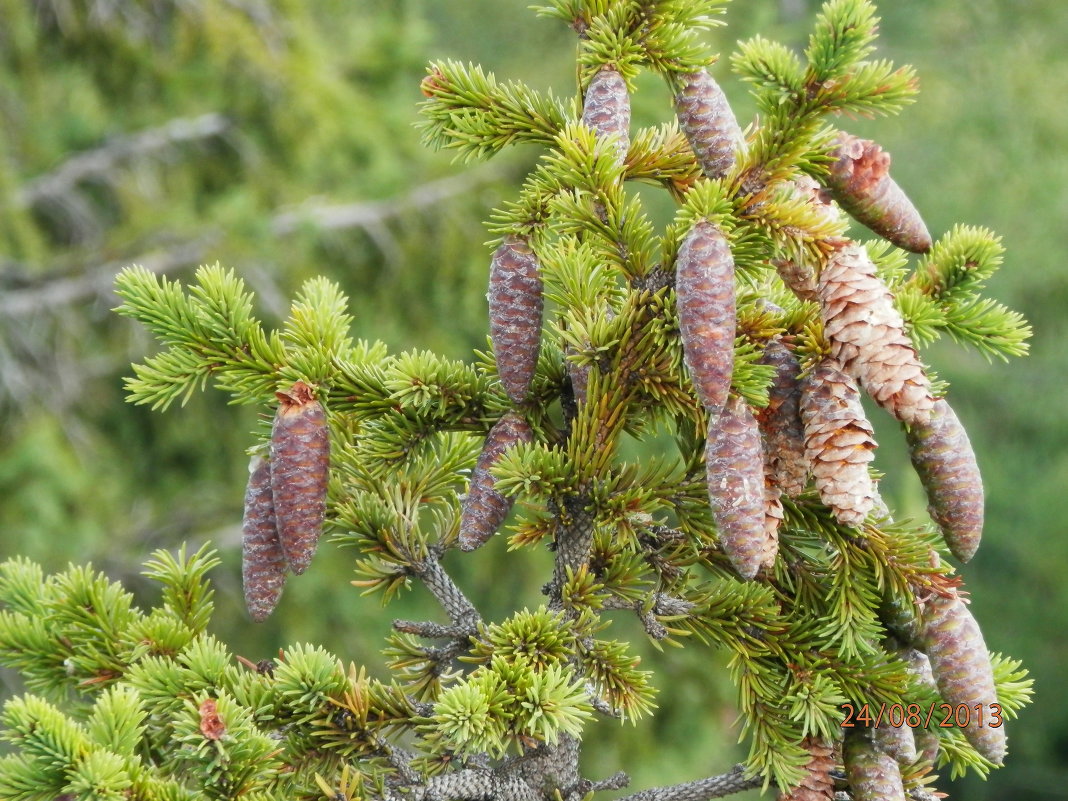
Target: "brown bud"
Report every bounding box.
[799,360,877,527]
[270,381,330,575]
[758,339,809,497]
[674,70,744,180]
[705,395,774,579]
[819,241,935,425]
[242,455,287,622]
[489,236,544,405]
[844,731,905,801]
[582,66,630,168]
[826,131,932,254]
[459,411,534,551]
[676,220,735,418]
[906,398,984,562]
[778,737,835,801]
[921,590,1006,764]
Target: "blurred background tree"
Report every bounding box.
[0,1,1063,799]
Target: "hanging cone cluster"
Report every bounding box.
[844,731,906,801]
[758,339,809,497]
[676,219,735,418]
[906,398,984,562]
[489,236,544,405]
[271,381,331,575]
[240,381,330,621]
[799,360,877,527]
[581,66,630,167]
[920,588,1006,764]
[459,411,534,551]
[825,131,932,254]
[778,737,835,801]
[674,69,744,180]
[705,395,776,579]
[241,455,288,623]
[819,241,936,425]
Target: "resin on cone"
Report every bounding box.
[489,236,544,405]
[705,395,776,579]
[758,339,809,497]
[921,589,1006,764]
[819,241,935,425]
[826,131,932,254]
[242,455,287,622]
[778,737,835,801]
[676,219,735,418]
[906,398,984,562]
[844,732,906,801]
[270,381,330,575]
[582,66,630,167]
[674,69,744,180]
[799,360,877,527]
[459,411,534,551]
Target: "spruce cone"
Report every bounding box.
[270,381,330,575]
[489,236,544,405]
[676,220,735,418]
[819,241,935,425]
[778,737,835,801]
[582,66,630,167]
[458,411,534,551]
[674,69,744,180]
[844,731,906,801]
[906,398,984,562]
[872,722,917,765]
[921,590,1006,764]
[826,131,932,254]
[705,395,775,579]
[799,360,877,527]
[773,257,818,302]
[241,455,287,622]
[759,339,809,497]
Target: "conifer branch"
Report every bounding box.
[615,764,763,801]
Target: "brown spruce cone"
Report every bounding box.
[582,66,630,167]
[826,131,932,254]
[674,69,744,180]
[270,381,330,575]
[778,737,835,801]
[906,398,984,562]
[458,411,534,551]
[872,722,918,766]
[799,360,877,527]
[242,455,287,622]
[758,339,809,497]
[489,236,544,405]
[705,395,775,579]
[676,219,735,418]
[819,241,936,425]
[921,589,1006,764]
[844,731,906,801]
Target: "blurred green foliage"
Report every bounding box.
[0,0,1065,798]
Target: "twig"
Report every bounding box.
[410,549,481,633]
[416,769,538,801]
[614,764,763,801]
[270,164,506,235]
[18,114,232,209]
